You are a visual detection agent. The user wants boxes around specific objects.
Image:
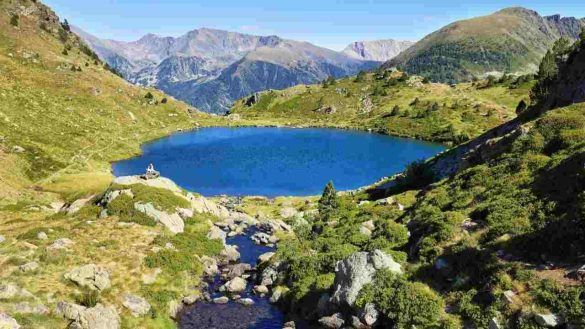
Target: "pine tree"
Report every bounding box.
[10,14,19,27]
[62,19,71,32]
[318,181,339,218]
[516,99,527,115]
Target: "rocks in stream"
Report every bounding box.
[220,245,241,263]
[223,277,247,293]
[319,313,345,329]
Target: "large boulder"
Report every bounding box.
[207,226,227,245]
[224,277,247,293]
[187,194,230,218]
[66,196,95,215]
[134,202,184,234]
[534,313,564,327]
[0,313,19,329]
[257,252,275,265]
[65,264,111,291]
[114,176,182,193]
[220,245,240,263]
[122,294,151,317]
[0,283,33,300]
[318,313,345,329]
[330,250,402,307]
[199,256,219,277]
[56,302,119,329]
[19,262,39,273]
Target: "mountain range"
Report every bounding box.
[75,28,409,113]
[384,7,585,83]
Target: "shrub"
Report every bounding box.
[144,92,154,100]
[10,14,19,27]
[76,289,100,307]
[397,160,435,190]
[161,97,168,104]
[357,271,445,328]
[318,181,339,219]
[107,194,157,226]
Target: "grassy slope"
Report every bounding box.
[231,71,532,145]
[0,0,225,205]
[384,7,585,83]
[0,1,228,328]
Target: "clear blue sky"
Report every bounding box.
[43,0,585,50]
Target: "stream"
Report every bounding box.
[178,228,298,329]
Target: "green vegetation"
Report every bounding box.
[385,7,583,84]
[10,14,19,27]
[231,69,532,145]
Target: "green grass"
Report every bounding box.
[231,71,532,145]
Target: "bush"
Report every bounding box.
[107,194,157,226]
[397,160,435,190]
[10,14,19,27]
[357,271,445,328]
[144,92,154,100]
[76,289,100,307]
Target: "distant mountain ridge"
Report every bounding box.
[384,7,585,83]
[74,27,380,113]
[342,39,415,61]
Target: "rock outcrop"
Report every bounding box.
[0,312,19,329]
[65,264,111,291]
[330,250,402,307]
[134,202,184,234]
[56,302,120,329]
[122,294,151,317]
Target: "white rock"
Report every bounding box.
[0,313,20,329]
[213,296,229,304]
[279,207,298,219]
[48,238,74,250]
[114,176,182,193]
[207,226,227,245]
[0,235,5,243]
[220,245,240,263]
[37,232,48,240]
[534,313,563,327]
[224,277,247,293]
[65,264,110,291]
[168,300,183,319]
[67,195,95,215]
[257,252,275,265]
[134,202,184,234]
[19,262,39,273]
[122,294,151,317]
[237,298,254,306]
[330,250,401,307]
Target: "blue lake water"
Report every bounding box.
[112,127,445,197]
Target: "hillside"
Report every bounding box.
[266,35,585,329]
[384,7,585,83]
[342,39,415,61]
[0,1,229,205]
[230,69,533,144]
[76,27,380,114]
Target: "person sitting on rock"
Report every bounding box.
[142,163,160,179]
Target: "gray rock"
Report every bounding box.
[0,283,33,300]
[11,302,49,315]
[253,285,269,296]
[37,232,48,240]
[67,196,94,215]
[48,238,74,250]
[168,300,183,319]
[257,252,275,265]
[269,286,288,304]
[359,303,379,326]
[182,295,199,305]
[237,298,255,306]
[12,145,25,153]
[283,321,296,329]
[200,256,219,276]
[224,277,247,293]
[224,263,251,279]
[351,316,367,329]
[0,235,5,243]
[122,294,151,317]
[279,207,298,219]
[207,226,227,245]
[567,264,585,282]
[330,250,402,307]
[220,245,240,263]
[19,262,39,273]
[141,268,162,285]
[188,194,230,218]
[134,202,184,234]
[65,264,111,291]
[213,296,229,304]
[56,302,119,329]
[489,317,502,329]
[0,313,19,329]
[502,290,517,304]
[318,313,345,329]
[534,313,563,327]
[114,176,182,193]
